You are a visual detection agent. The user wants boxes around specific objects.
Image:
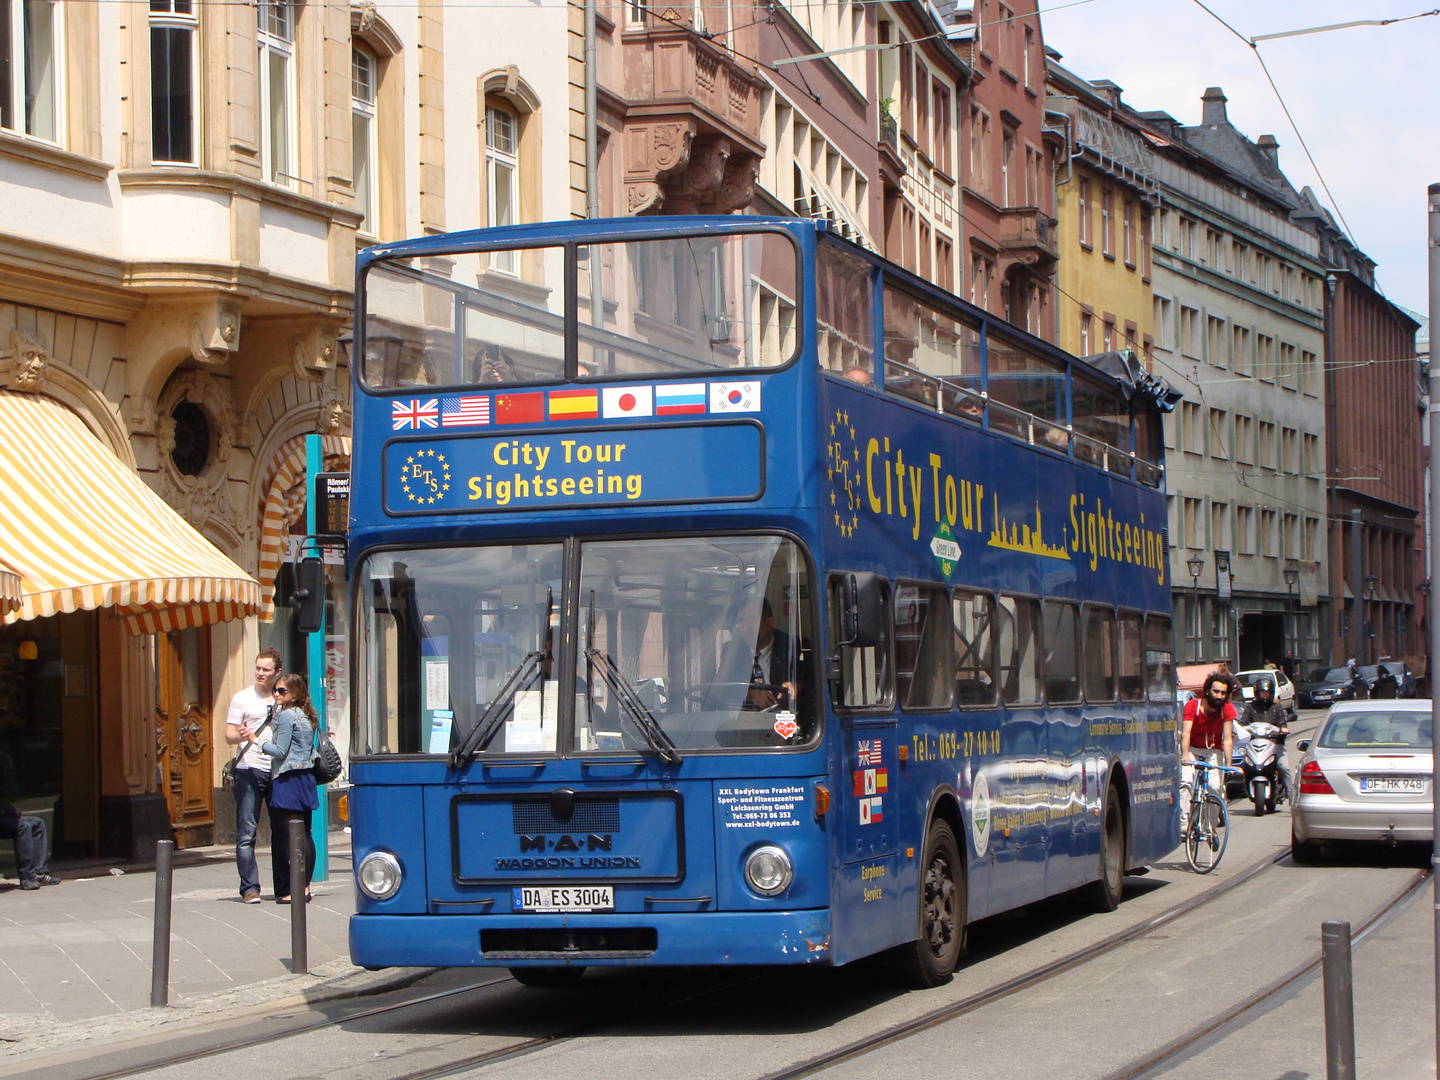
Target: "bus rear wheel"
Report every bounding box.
[509,965,586,987]
[1083,783,1125,913]
[887,819,965,988]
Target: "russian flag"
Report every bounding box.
[655,383,707,415]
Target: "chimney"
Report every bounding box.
[1256,134,1280,168]
[1201,86,1227,126]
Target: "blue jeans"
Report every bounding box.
[233,767,272,896]
[10,816,48,881]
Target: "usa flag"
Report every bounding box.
[857,739,877,766]
[393,398,439,430]
[440,395,490,427]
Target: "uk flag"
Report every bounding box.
[392,399,439,430]
[857,739,877,766]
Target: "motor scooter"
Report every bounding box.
[1239,720,1284,816]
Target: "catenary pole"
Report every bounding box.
[1427,180,1440,1080]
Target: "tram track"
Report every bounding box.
[754,846,1292,1080]
[29,845,1292,1080]
[1099,867,1431,1080]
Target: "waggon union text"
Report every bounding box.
[494,856,642,870]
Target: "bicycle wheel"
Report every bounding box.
[1186,792,1229,874]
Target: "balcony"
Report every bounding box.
[998,207,1059,266]
[616,29,766,215]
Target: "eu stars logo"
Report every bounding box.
[400,449,451,505]
[826,407,862,538]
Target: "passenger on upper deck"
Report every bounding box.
[477,344,517,383]
[842,365,872,386]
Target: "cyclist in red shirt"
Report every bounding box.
[1180,672,1236,822]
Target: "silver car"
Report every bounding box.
[1291,700,1434,863]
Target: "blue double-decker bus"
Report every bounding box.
[345,216,1178,986]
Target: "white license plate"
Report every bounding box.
[512,885,614,913]
[1359,777,1426,794]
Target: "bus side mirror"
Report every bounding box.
[843,572,885,648]
[295,557,325,634]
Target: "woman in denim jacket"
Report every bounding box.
[261,673,319,903]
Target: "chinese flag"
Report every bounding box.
[495,392,544,424]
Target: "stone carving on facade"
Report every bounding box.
[155,370,242,538]
[660,135,758,216]
[314,365,350,434]
[0,326,50,392]
[716,154,759,215]
[355,0,378,34]
[189,300,242,366]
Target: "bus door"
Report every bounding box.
[827,574,902,961]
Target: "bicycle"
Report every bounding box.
[1181,759,1241,874]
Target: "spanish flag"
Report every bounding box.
[548,389,599,420]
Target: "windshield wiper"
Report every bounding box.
[448,650,547,769]
[584,647,682,765]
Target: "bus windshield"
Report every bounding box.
[355,535,817,756]
[358,230,800,390]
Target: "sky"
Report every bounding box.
[1040,0,1439,319]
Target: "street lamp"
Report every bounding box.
[338,324,407,387]
[1187,554,1205,663]
[1365,574,1379,663]
[1284,558,1300,665]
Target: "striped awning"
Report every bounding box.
[0,557,20,615]
[0,391,260,635]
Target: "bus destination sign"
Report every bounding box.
[384,421,764,515]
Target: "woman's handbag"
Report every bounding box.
[312,727,344,784]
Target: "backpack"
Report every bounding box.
[312,726,344,784]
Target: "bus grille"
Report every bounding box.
[481,927,657,959]
[512,798,621,834]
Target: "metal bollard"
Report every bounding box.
[1322,920,1356,1080]
[150,839,174,1007]
[289,817,308,975]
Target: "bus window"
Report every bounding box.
[1134,408,1164,486]
[1042,599,1081,705]
[995,595,1041,706]
[576,536,816,751]
[1082,604,1117,703]
[894,582,954,711]
[817,240,875,383]
[985,333,1067,442]
[952,589,996,707]
[1071,373,1130,467]
[578,231,800,376]
[883,286,983,412]
[360,249,567,389]
[355,544,564,755]
[1144,614,1175,702]
[1117,610,1145,702]
[827,574,892,710]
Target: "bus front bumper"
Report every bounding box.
[349,910,834,969]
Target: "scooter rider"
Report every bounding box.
[1239,675,1291,803]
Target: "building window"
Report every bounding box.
[150,0,197,163]
[1208,408,1228,460]
[352,45,377,233]
[1079,310,1092,354]
[1207,315,1226,368]
[1,0,61,141]
[1179,305,1198,357]
[485,102,519,273]
[1023,25,1033,89]
[932,81,950,171]
[1232,325,1251,376]
[257,1,296,186]
[626,0,647,26]
[1077,178,1091,248]
[1100,186,1112,256]
[1236,504,1254,554]
[1001,128,1014,208]
[1122,200,1134,265]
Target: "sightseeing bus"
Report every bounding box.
[344,216,1178,986]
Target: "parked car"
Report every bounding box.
[1296,665,1369,709]
[1378,660,1418,698]
[1357,664,1401,699]
[1291,700,1433,862]
[1232,668,1297,718]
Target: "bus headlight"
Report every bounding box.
[357,851,403,900]
[744,845,793,896]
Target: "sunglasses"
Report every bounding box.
[274,688,290,697]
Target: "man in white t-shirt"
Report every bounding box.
[227,648,281,903]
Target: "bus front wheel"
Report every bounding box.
[887,818,965,988]
[1083,783,1126,913]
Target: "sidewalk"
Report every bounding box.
[0,832,418,1061]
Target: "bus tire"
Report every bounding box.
[509,965,586,987]
[1084,783,1125,913]
[887,818,965,988]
